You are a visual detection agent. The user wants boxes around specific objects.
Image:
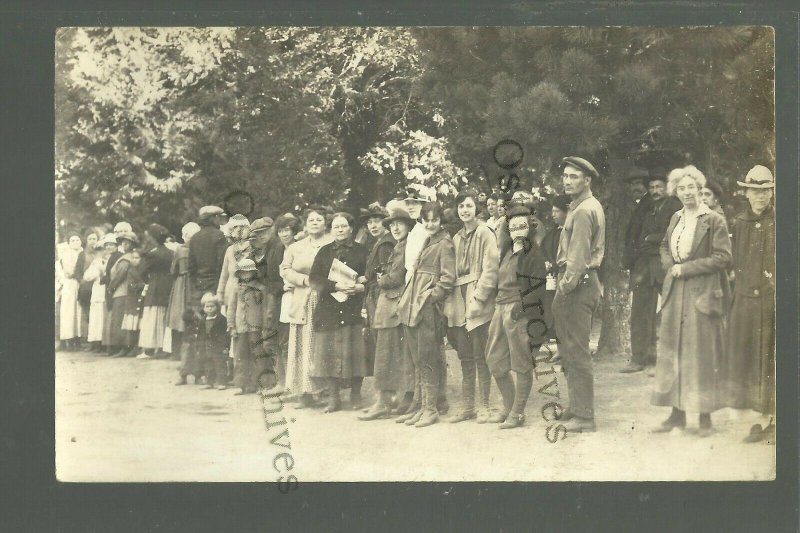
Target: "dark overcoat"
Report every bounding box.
[721,206,775,414]
[139,244,174,308]
[308,239,368,332]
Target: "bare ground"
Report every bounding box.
[55,346,775,483]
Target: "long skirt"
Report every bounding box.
[87,300,105,342]
[107,297,128,347]
[59,279,82,340]
[310,324,367,385]
[285,291,319,395]
[138,306,166,349]
[373,326,414,392]
[165,274,191,332]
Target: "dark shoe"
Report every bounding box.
[323,399,341,414]
[448,409,476,423]
[743,423,765,443]
[563,416,596,433]
[394,394,413,415]
[350,392,364,410]
[619,362,644,374]
[414,409,439,428]
[697,426,714,438]
[652,409,686,433]
[499,412,525,429]
[358,405,391,421]
[175,376,188,386]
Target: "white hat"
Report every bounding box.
[181,222,201,242]
[100,234,118,247]
[198,205,226,218]
[737,165,775,189]
[235,258,258,274]
[113,222,132,233]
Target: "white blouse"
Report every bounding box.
[670,203,711,263]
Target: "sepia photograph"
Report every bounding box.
[54,26,777,483]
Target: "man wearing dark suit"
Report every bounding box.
[188,205,228,313]
[620,174,682,373]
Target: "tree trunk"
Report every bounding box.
[595,157,633,359]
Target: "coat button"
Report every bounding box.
[755,222,761,228]
[340,320,345,325]
[754,289,760,296]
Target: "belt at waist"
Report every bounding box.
[454,272,481,287]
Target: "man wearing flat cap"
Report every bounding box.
[189,205,228,312]
[551,156,605,433]
[621,170,681,374]
[722,165,776,443]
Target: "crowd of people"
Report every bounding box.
[55,156,776,443]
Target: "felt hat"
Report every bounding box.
[117,231,139,246]
[360,202,389,224]
[382,199,416,229]
[623,167,650,183]
[561,156,599,180]
[737,165,775,189]
[235,257,258,274]
[506,203,533,219]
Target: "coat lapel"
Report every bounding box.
[688,214,711,259]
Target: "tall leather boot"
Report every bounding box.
[350,377,364,409]
[415,367,440,428]
[394,391,414,415]
[324,378,341,413]
[405,383,425,426]
[488,372,515,423]
[500,371,532,429]
[476,357,492,422]
[396,370,421,423]
[449,360,476,423]
[436,345,449,414]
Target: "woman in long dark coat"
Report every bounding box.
[359,203,414,421]
[721,165,776,443]
[136,224,174,358]
[308,212,369,413]
[164,222,201,355]
[651,166,732,437]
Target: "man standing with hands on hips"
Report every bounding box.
[552,156,606,433]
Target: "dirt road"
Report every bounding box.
[55,348,774,482]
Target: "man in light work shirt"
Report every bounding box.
[552,156,606,433]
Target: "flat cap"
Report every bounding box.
[198,205,226,218]
[506,203,533,219]
[250,217,274,232]
[561,156,599,180]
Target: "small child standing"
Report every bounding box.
[189,293,230,389]
[228,258,275,395]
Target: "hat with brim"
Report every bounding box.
[117,231,139,246]
[737,165,775,189]
[623,167,650,183]
[506,203,533,219]
[360,203,389,224]
[235,258,258,274]
[382,201,416,229]
[100,234,118,247]
[550,194,572,213]
[561,156,599,180]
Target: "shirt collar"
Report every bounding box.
[677,202,711,219]
[569,189,594,210]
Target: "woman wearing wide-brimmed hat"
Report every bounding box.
[358,203,392,383]
[651,165,732,437]
[721,165,776,443]
[359,201,415,420]
[134,223,175,358]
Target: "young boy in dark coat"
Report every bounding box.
[193,293,230,390]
